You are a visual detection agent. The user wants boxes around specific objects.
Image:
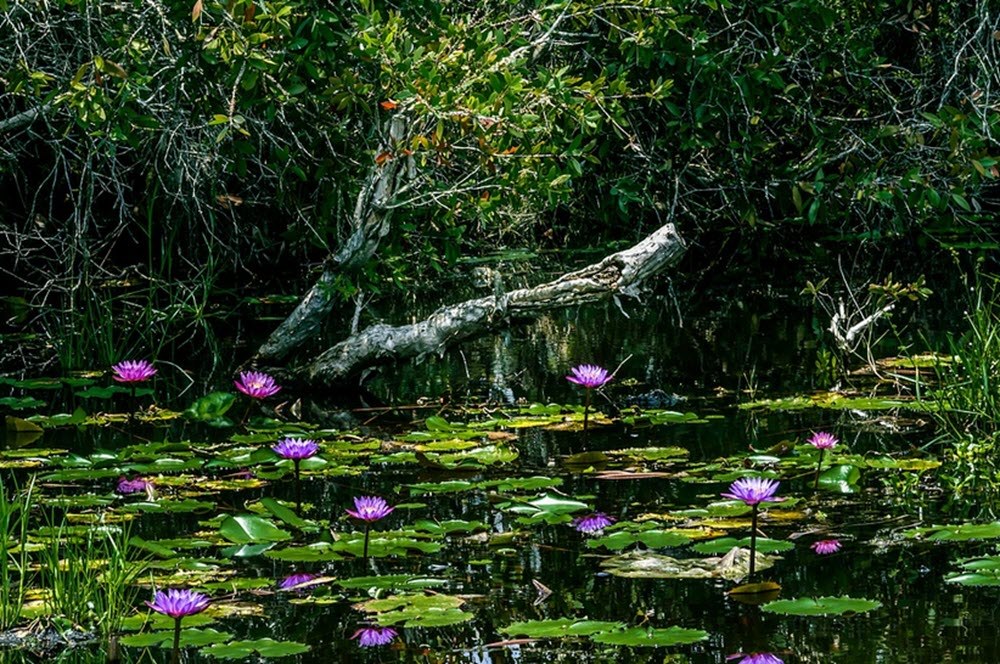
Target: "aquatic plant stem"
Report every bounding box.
[171,616,181,664]
[129,384,137,440]
[749,504,759,579]
[293,459,302,515]
[363,523,371,563]
[240,399,252,429]
[814,449,825,490]
[583,387,591,431]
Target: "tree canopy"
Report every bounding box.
[1,0,997,366]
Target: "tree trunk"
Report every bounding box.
[254,117,410,363]
[302,222,686,385]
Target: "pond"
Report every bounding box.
[2,271,999,664]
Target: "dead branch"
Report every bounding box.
[301,222,685,385]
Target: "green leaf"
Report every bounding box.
[761,596,881,616]
[817,464,861,493]
[590,626,709,646]
[501,619,625,638]
[218,514,292,544]
[184,392,236,423]
[203,639,310,659]
[692,537,794,554]
[587,530,691,551]
[120,628,232,648]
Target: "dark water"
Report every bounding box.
[2,258,997,664]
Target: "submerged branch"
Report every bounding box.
[301,223,686,385]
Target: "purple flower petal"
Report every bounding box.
[116,476,152,495]
[810,539,842,555]
[234,371,281,399]
[346,496,394,522]
[807,431,838,449]
[146,589,211,618]
[721,477,784,506]
[278,573,317,590]
[572,512,616,534]
[352,626,397,647]
[111,360,157,383]
[727,654,784,664]
[566,364,612,388]
[272,438,320,460]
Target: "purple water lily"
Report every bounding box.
[572,512,616,534]
[721,477,784,506]
[146,588,211,618]
[279,573,317,590]
[112,360,157,383]
[566,364,612,388]
[811,539,842,555]
[808,431,838,449]
[727,654,784,664]
[147,589,211,664]
[809,431,838,489]
[352,626,397,647]
[234,371,281,399]
[272,438,319,460]
[272,438,319,516]
[722,477,783,580]
[347,496,394,562]
[566,363,612,431]
[347,496,394,522]
[115,476,152,496]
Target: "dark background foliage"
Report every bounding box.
[1,0,997,368]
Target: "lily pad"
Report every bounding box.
[946,556,1000,586]
[590,626,709,646]
[501,619,626,638]
[903,522,1000,541]
[202,639,310,659]
[587,529,691,551]
[353,593,473,627]
[692,537,794,554]
[218,515,292,544]
[761,596,881,616]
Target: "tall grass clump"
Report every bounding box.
[0,475,35,631]
[926,273,1000,513]
[40,519,147,639]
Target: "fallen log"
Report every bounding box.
[302,222,686,385]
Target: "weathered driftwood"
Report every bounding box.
[254,117,410,363]
[302,222,686,385]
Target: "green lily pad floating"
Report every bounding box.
[620,411,705,426]
[202,638,310,659]
[75,385,152,399]
[590,626,709,647]
[119,499,216,515]
[354,593,473,627]
[334,574,448,590]
[121,612,217,631]
[691,537,794,554]
[501,619,626,638]
[817,464,861,493]
[903,522,1000,541]
[183,392,236,427]
[0,396,47,410]
[218,515,292,544]
[761,596,881,616]
[587,529,691,551]
[120,627,232,648]
[739,393,936,412]
[607,447,690,461]
[946,556,1000,586]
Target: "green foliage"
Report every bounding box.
[4,1,998,367]
[0,475,34,631]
